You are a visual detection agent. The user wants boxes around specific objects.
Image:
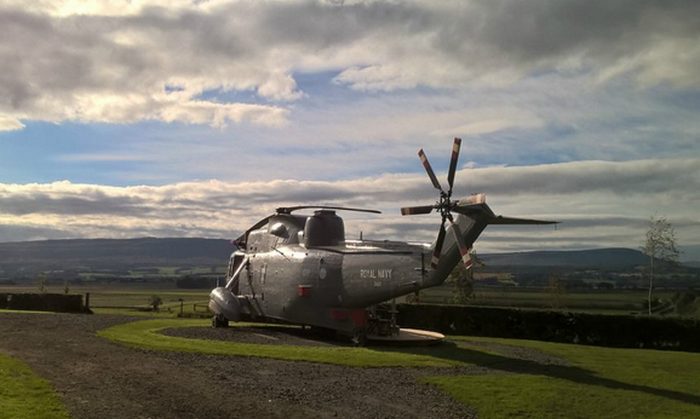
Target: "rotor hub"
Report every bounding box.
[436,192,456,221]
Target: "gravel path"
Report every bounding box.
[0,312,476,418]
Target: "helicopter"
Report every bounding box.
[209,138,556,343]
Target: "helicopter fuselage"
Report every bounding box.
[224,211,450,336]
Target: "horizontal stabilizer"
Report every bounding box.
[487,216,558,225]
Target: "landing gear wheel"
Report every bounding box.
[212,314,229,328]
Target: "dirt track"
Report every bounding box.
[1,312,481,418]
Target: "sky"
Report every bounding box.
[0,0,699,260]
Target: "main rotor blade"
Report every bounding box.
[418,149,444,193]
[400,205,435,216]
[447,137,461,194]
[431,218,447,269]
[277,205,381,214]
[449,221,473,270]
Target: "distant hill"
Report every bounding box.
[480,248,649,270]
[0,238,664,272]
[0,238,234,270]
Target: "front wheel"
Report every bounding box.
[212,314,229,328]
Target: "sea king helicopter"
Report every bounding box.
[209,138,556,343]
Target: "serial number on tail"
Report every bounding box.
[360,269,393,280]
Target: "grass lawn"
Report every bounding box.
[98,318,452,368]
[99,318,700,418]
[426,336,700,418]
[0,352,69,419]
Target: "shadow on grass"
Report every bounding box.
[382,341,700,406]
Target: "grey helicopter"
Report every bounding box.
[209,138,556,343]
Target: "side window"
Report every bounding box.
[228,254,245,278]
[227,258,235,277]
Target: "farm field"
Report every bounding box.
[1,283,683,317]
[414,285,677,315]
[0,284,211,317]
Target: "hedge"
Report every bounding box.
[0,293,85,313]
[396,303,700,352]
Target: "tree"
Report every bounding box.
[643,216,680,315]
[36,272,47,293]
[149,295,163,312]
[448,250,483,304]
[547,273,566,310]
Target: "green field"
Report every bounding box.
[100,318,700,418]
[1,282,693,318]
[414,285,677,315]
[0,352,69,419]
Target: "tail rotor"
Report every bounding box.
[401,137,473,270]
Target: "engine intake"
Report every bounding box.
[304,210,345,247]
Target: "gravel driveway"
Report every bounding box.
[1,312,479,418]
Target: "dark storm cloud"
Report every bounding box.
[457,0,700,62]
[257,0,700,67]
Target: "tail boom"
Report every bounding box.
[423,200,557,287]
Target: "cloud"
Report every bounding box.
[0,115,24,131]
[1,1,699,130]
[1,159,698,256]
[330,0,700,90]
[456,159,700,196]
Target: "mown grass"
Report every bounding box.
[92,307,180,317]
[0,352,70,419]
[425,336,700,418]
[0,309,61,315]
[427,374,700,419]
[99,318,700,418]
[97,319,452,367]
